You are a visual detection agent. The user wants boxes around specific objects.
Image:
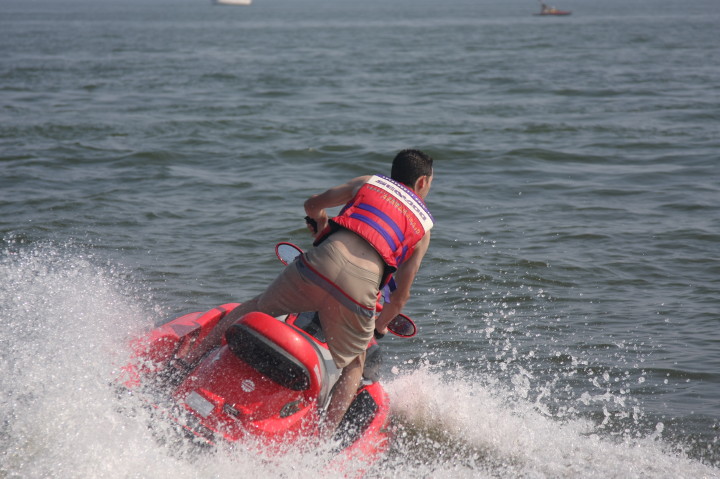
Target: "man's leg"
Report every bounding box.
[188,261,320,363]
[322,351,366,437]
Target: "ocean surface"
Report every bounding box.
[1,0,719,477]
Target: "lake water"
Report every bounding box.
[1,0,719,477]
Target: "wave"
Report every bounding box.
[385,367,718,478]
[1,241,717,478]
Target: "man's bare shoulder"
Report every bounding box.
[348,175,372,195]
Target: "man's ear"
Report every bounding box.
[414,174,429,192]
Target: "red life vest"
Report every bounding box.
[314,175,433,273]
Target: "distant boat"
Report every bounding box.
[534,3,571,15]
[212,0,252,5]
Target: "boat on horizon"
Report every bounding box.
[534,2,572,16]
[212,0,252,6]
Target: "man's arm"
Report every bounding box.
[375,231,431,334]
[304,175,370,237]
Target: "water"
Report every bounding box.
[1,0,719,476]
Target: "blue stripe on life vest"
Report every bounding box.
[356,203,405,243]
[348,213,398,253]
[398,245,408,265]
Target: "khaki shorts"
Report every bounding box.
[256,233,382,369]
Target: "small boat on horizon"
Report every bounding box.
[212,0,252,6]
[534,2,572,16]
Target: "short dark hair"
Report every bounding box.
[391,149,434,187]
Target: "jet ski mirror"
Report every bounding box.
[387,313,417,338]
[276,242,303,265]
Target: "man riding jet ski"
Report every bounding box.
[183,149,435,437]
[118,243,418,473]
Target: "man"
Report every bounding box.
[188,149,434,436]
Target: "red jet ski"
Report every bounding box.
[117,243,416,473]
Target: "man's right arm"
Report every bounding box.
[304,175,370,237]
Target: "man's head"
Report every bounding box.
[391,149,434,199]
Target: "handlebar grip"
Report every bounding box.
[305,216,318,234]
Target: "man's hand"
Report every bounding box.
[305,216,318,235]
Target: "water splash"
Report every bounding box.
[0,240,158,477]
[383,365,718,478]
[1,241,717,478]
